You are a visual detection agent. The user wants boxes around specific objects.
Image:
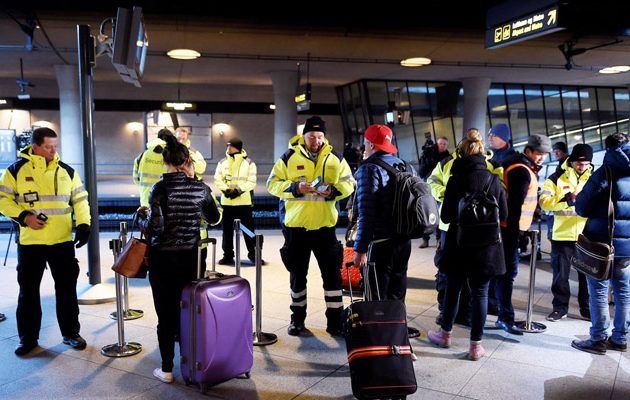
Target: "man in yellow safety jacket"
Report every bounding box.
[539,144,593,322]
[267,116,355,337]
[0,127,91,356]
[175,127,207,179]
[496,133,551,335]
[133,129,173,207]
[213,137,258,264]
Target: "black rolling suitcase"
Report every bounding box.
[343,262,417,400]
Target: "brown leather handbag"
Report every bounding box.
[112,234,149,278]
[112,212,149,278]
[571,167,615,281]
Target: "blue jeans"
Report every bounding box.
[587,259,630,344]
[441,274,490,342]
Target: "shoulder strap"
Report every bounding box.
[365,157,404,176]
[482,171,494,195]
[605,166,615,244]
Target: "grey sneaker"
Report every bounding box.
[546,311,567,322]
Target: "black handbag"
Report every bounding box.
[571,167,615,280]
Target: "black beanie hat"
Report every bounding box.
[552,141,568,153]
[568,143,593,163]
[303,116,326,135]
[227,137,243,151]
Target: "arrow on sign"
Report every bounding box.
[547,9,557,25]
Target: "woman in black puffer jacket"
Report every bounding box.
[427,129,507,361]
[138,133,222,383]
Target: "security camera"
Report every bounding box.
[17,93,31,100]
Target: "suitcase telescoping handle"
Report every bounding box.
[197,238,217,280]
[345,262,355,303]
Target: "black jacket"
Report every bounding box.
[140,172,222,251]
[439,154,508,277]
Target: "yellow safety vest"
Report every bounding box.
[539,160,592,241]
[133,138,167,207]
[502,163,539,231]
[214,149,257,206]
[267,137,355,230]
[0,147,91,245]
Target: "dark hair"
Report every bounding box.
[157,128,173,141]
[162,133,189,166]
[32,127,57,145]
[605,132,629,149]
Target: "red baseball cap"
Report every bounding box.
[364,124,397,154]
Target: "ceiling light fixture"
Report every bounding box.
[599,65,630,74]
[167,48,201,60]
[400,57,432,67]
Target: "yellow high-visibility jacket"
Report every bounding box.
[0,146,90,245]
[182,139,207,179]
[133,138,167,207]
[267,137,355,230]
[539,160,592,241]
[428,151,500,231]
[213,149,257,206]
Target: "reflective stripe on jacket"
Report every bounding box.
[0,146,90,245]
[266,136,355,230]
[502,162,538,231]
[539,160,592,241]
[133,138,167,207]
[214,149,257,206]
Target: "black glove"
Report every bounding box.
[73,224,90,248]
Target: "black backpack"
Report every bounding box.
[456,173,501,248]
[366,158,439,239]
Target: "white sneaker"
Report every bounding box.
[153,368,174,383]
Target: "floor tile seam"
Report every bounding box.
[289,363,347,400]
[488,352,619,381]
[253,346,349,367]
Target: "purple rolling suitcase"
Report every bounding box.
[180,238,253,392]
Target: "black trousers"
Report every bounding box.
[16,242,80,342]
[366,238,411,301]
[280,227,343,328]
[550,240,589,313]
[221,205,256,260]
[149,248,197,372]
[434,230,471,321]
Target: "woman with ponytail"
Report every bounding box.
[427,128,507,361]
[138,133,222,383]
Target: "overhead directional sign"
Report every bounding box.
[486,5,565,49]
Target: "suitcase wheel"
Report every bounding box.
[238,371,251,379]
[199,383,207,393]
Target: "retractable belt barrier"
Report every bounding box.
[109,221,144,321]
[101,222,142,358]
[234,219,278,346]
[515,230,547,333]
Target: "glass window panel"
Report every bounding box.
[580,88,601,151]
[615,89,629,134]
[365,81,388,125]
[543,86,566,144]
[524,85,547,137]
[505,84,529,146]
[452,87,465,144]
[406,82,436,151]
[427,83,457,147]
[392,124,419,164]
[561,87,583,149]
[488,84,509,128]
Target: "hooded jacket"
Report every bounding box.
[539,159,592,241]
[214,149,257,206]
[576,144,630,258]
[0,146,90,245]
[267,136,354,230]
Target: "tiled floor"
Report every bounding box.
[0,230,628,400]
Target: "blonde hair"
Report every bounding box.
[459,128,485,157]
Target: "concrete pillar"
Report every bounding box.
[271,71,298,160]
[54,64,84,179]
[462,77,492,141]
